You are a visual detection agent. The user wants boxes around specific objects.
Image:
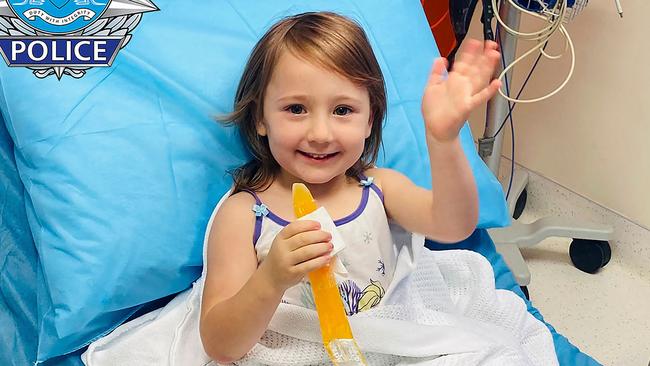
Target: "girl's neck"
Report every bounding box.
[274,170,353,200]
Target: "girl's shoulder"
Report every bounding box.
[224,190,259,210]
[363,167,419,200]
[210,191,258,229]
[362,167,397,191]
[206,191,258,256]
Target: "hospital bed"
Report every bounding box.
[0,1,601,365]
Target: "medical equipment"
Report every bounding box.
[480,0,615,286]
[614,0,623,17]
[293,183,367,366]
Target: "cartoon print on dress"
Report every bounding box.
[338,280,363,316]
[376,259,386,276]
[338,279,385,315]
[357,279,385,312]
[362,231,373,245]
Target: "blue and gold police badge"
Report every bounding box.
[0,0,158,79]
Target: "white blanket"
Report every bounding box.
[82,191,558,366]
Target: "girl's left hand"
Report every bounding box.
[421,39,502,143]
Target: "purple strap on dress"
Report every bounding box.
[242,189,264,247]
[243,176,384,247]
[359,174,384,203]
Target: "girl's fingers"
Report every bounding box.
[470,79,502,107]
[288,229,332,251]
[457,39,481,58]
[484,40,499,52]
[465,46,501,94]
[426,57,448,87]
[456,39,481,66]
[279,220,321,239]
[471,61,495,94]
[292,254,331,275]
[438,39,503,109]
[482,49,501,78]
[450,61,481,96]
[291,242,333,265]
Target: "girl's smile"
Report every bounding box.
[297,150,339,161]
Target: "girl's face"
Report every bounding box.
[259,51,372,186]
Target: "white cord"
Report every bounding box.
[491,0,562,41]
[491,0,576,103]
[540,33,568,60]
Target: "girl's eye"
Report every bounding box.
[286,104,305,114]
[334,106,352,116]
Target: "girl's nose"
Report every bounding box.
[306,115,333,143]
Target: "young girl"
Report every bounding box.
[200,11,501,363]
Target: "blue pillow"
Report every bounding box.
[0,0,508,362]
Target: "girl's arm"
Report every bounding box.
[370,40,501,243]
[199,192,281,363]
[368,137,478,243]
[200,192,333,363]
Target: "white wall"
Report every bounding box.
[465,0,650,228]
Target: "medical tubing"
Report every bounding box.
[490,0,576,104]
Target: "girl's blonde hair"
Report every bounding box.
[222,11,386,193]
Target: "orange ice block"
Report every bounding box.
[292,183,367,365]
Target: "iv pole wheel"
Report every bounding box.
[569,239,612,274]
[513,188,528,220]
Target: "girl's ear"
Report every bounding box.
[256,120,268,136]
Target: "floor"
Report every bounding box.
[495,158,650,366]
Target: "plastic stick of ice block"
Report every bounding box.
[292,183,367,366]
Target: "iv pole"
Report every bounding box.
[479,0,614,286]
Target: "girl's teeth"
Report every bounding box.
[308,153,329,158]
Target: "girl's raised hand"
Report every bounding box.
[421,39,502,143]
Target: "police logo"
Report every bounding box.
[8,0,111,34]
[0,0,158,79]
